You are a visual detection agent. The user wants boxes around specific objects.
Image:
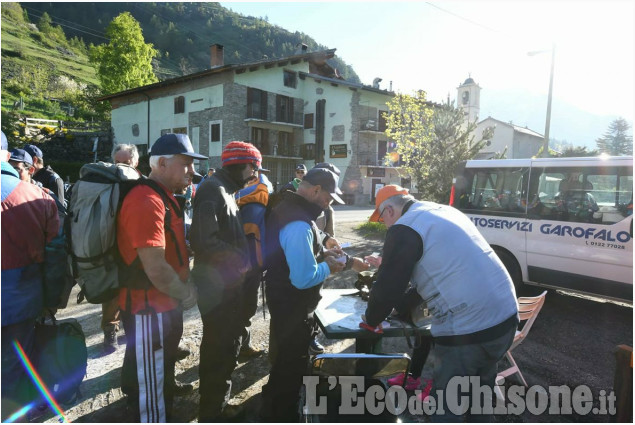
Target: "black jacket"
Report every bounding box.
[190,168,250,314]
[34,165,64,203]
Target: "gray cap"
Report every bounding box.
[303,167,344,204]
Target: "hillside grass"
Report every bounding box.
[1,18,98,87]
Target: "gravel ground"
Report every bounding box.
[37,219,632,423]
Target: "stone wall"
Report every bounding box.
[32,131,114,164]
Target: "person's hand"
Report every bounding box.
[351,257,371,272]
[181,282,198,310]
[359,314,383,334]
[323,247,344,258]
[324,255,346,274]
[324,236,341,250]
[364,254,382,268]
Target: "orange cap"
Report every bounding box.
[369,184,410,222]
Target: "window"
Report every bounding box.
[210,121,221,143]
[174,96,185,114]
[304,113,314,129]
[276,95,294,123]
[251,127,270,155]
[300,143,315,160]
[378,111,388,132]
[529,166,633,224]
[247,88,267,120]
[161,128,171,136]
[378,141,387,165]
[283,70,297,88]
[462,167,529,214]
[173,127,187,134]
[277,132,294,156]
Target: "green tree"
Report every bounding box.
[89,12,158,94]
[559,146,599,157]
[385,92,491,203]
[38,11,53,33]
[595,118,633,156]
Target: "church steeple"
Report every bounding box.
[457,74,481,124]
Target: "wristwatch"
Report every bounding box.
[344,253,354,271]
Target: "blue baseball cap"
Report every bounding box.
[23,144,43,159]
[9,148,33,166]
[150,133,208,160]
[1,131,7,151]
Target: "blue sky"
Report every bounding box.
[220,1,634,123]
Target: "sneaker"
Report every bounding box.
[387,373,421,390]
[238,344,264,362]
[103,330,118,354]
[308,338,325,355]
[173,380,194,396]
[176,345,190,361]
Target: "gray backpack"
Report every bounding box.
[68,162,141,303]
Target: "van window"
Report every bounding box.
[529,166,633,224]
[458,167,529,214]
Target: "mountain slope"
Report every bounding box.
[18,2,360,82]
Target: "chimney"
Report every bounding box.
[295,43,308,55]
[372,77,382,89]
[210,44,224,68]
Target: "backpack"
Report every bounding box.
[68,162,141,304]
[43,190,75,309]
[236,173,273,267]
[34,310,87,405]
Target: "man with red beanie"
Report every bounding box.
[190,141,267,421]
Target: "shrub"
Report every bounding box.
[355,221,387,240]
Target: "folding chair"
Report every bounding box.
[300,353,411,422]
[496,291,547,396]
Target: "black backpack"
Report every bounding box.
[42,190,75,309]
[34,311,87,405]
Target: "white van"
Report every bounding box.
[450,156,633,303]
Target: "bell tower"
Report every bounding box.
[457,75,481,124]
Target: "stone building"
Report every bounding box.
[99,45,411,204]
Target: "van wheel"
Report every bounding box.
[494,249,532,296]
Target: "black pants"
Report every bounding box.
[261,288,316,422]
[121,308,182,423]
[411,336,433,377]
[198,287,246,421]
[241,268,262,347]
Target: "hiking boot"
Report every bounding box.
[175,345,190,361]
[103,329,118,353]
[387,372,421,390]
[173,380,194,396]
[238,344,264,362]
[308,338,325,355]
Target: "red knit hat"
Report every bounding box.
[221,141,268,171]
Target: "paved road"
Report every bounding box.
[333,205,374,223]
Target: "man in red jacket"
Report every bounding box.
[1,131,59,422]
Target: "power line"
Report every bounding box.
[22,6,110,41]
[425,2,509,37]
